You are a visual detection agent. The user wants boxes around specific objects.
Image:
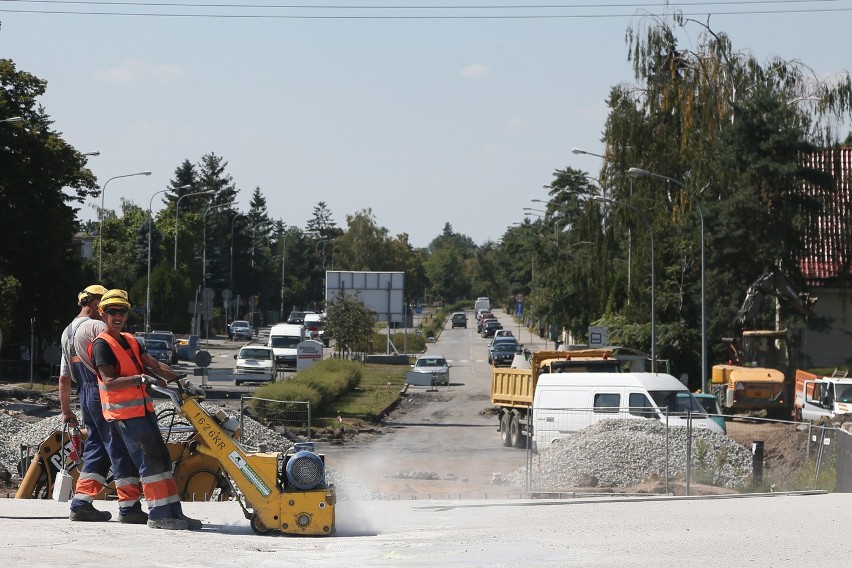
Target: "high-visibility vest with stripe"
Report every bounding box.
[91,332,153,420]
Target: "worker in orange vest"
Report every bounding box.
[60,284,145,523]
[90,289,201,530]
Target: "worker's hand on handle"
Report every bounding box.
[61,410,78,427]
[140,374,167,388]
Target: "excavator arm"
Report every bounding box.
[732,265,815,329]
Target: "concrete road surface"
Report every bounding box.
[1,493,849,567]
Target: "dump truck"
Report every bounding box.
[490,348,623,449]
[794,369,852,422]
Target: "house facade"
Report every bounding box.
[799,147,852,368]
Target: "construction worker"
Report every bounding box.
[90,289,201,531]
[59,284,146,523]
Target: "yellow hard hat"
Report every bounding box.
[98,289,132,313]
[78,284,108,306]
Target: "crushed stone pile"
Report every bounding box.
[505,419,754,490]
[1,402,384,501]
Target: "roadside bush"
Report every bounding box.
[250,359,362,420]
[372,331,426,353]
[251,383,322,417]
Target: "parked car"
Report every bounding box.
[493,329,514,340]
[451,312,468,329]
[489,341,522,367]
[233,346,276,386]
[145,339,172,364]
[146,330,178,364]
[411,355,450,385]
[480,318,503,338]
[287,310,315,325]
[228,320,252,341]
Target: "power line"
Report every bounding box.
[1,0,851,18]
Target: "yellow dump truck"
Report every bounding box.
[491,348,624,448]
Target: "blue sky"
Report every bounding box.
[2,2,850,248]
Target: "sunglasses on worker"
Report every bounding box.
[104,308,128,316]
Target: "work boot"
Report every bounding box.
[147,517,188,530]
[69,502,112,522]
[178,513,203,530]
[118,509,149,524]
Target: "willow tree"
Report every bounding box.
[594,12,852,381]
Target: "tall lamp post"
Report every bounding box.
[571,147,606,159]
[229,213,246,289]
[202,202,237,341]
[145,184,191,333]
[629,167,706,391]
[592,195,656,372]
[98,171,152,280]
[0,116,23,124]
[279,230,289,321]
[173,189,215,269]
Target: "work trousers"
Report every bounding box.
[71,375,143,514]
[114,411,184,521]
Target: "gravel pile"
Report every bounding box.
[505,419,753,490]
[1,403,384,500]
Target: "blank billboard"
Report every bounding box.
[325,271,405,323]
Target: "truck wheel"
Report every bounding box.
[510,415,525,449]
[500,413,512,447]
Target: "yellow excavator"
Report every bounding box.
[17,376,335,536]
[711,265,815,418]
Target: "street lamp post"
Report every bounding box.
[229,214,246,289]
[279,231,288,321]
[629,167,706,391]
[593,195,656,372]
[173,189,214,270]
[98,171,152,280]
[145,184,192,333]
[0,116,23,124]
[571,148,606,159]
[202,202,237,343]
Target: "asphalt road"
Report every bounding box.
[326,309,551,499]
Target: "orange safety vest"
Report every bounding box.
[91,332,153,420]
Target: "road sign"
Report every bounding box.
[194,350,212,368]
[415,305,422,315]
[222,288,232,301]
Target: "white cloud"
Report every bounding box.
[459,64,493,79]
[93,59,185,85]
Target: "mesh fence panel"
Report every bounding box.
[523,409,840,494]
[239,397,311,452]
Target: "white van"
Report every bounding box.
[268,323,305,371]
[303,312,329,347]
[532,372,724,452]
[474,297,491,313]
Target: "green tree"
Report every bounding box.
[305,201,342,241]
[589,13,852,383]
[0,59,98,342]
[323,292,376,356]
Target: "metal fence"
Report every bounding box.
[238,397,312,452]
[524,409,841,495]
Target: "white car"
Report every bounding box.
[233,346,275,385]
[411,355,450,386]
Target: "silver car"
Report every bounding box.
[411,355,450,385]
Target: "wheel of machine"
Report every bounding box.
[250,512,272,535]
[510,414,525,449]
[500,413,512,447]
